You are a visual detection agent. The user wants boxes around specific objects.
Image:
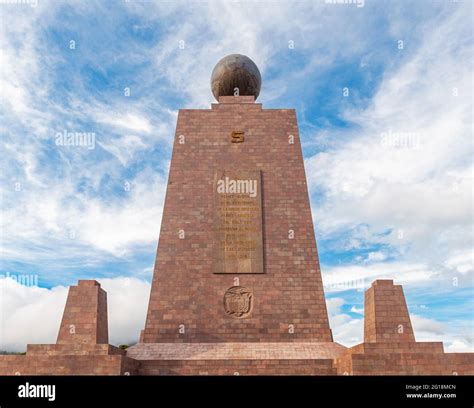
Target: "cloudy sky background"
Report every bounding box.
[0,0,472,351]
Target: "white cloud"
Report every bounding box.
[411,314,446,336]
[326,297,345,315]
[366,251,386,262]
[0,277,150,351]
[350,306,364,314]
[445,340,473,353]
[78,173,167,254]
[95,112,152,134]
[323,261,436,293]
[0,4,176,263]
[99,277,150,346]
[97,134,147,167]
[310,4,474,351]
[307,2,473,279]
[0,279,67,351]
[411,314,473,352]
[1,168,167,259]
[444,250,474,275]
[326,297,363,346]
[134,0,386,107]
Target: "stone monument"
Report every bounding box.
[0,55,472,375]
[140,53,333,346]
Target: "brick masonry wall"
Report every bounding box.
[137,359,337,375]
[142,96,332,343]
[126,341,346,359]
[0,355,134,375]
[364,280,415,343]
[335,352,474,375]
[57,280,109,345]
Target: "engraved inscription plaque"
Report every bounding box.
[213,170,264,274]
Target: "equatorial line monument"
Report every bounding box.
[0,55,472,375]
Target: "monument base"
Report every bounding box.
[0,279,472,376]
[335,342,474,375]
[126,342,346,375]
[2,340,473,376]
[0,344,137,375]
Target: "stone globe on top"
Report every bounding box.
[210,54,262,101]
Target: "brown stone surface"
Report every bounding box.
[335,351,474,375]
[126,342,347,360]
[0,354,137,376]
[219,95,255,104]
[1,89,473,376]
[142,95,332,343]
[26,344,126,356]
[57,280,108,345]
[138,359,336,375]
[364,279,415,343]
[347,341,444,355]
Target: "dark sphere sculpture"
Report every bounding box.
[211,54,262,101]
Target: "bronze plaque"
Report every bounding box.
[213,170,264,274]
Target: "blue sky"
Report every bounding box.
[0,0,472,351]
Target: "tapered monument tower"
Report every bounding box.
[1,55,472,376]
[141,54,333,344]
